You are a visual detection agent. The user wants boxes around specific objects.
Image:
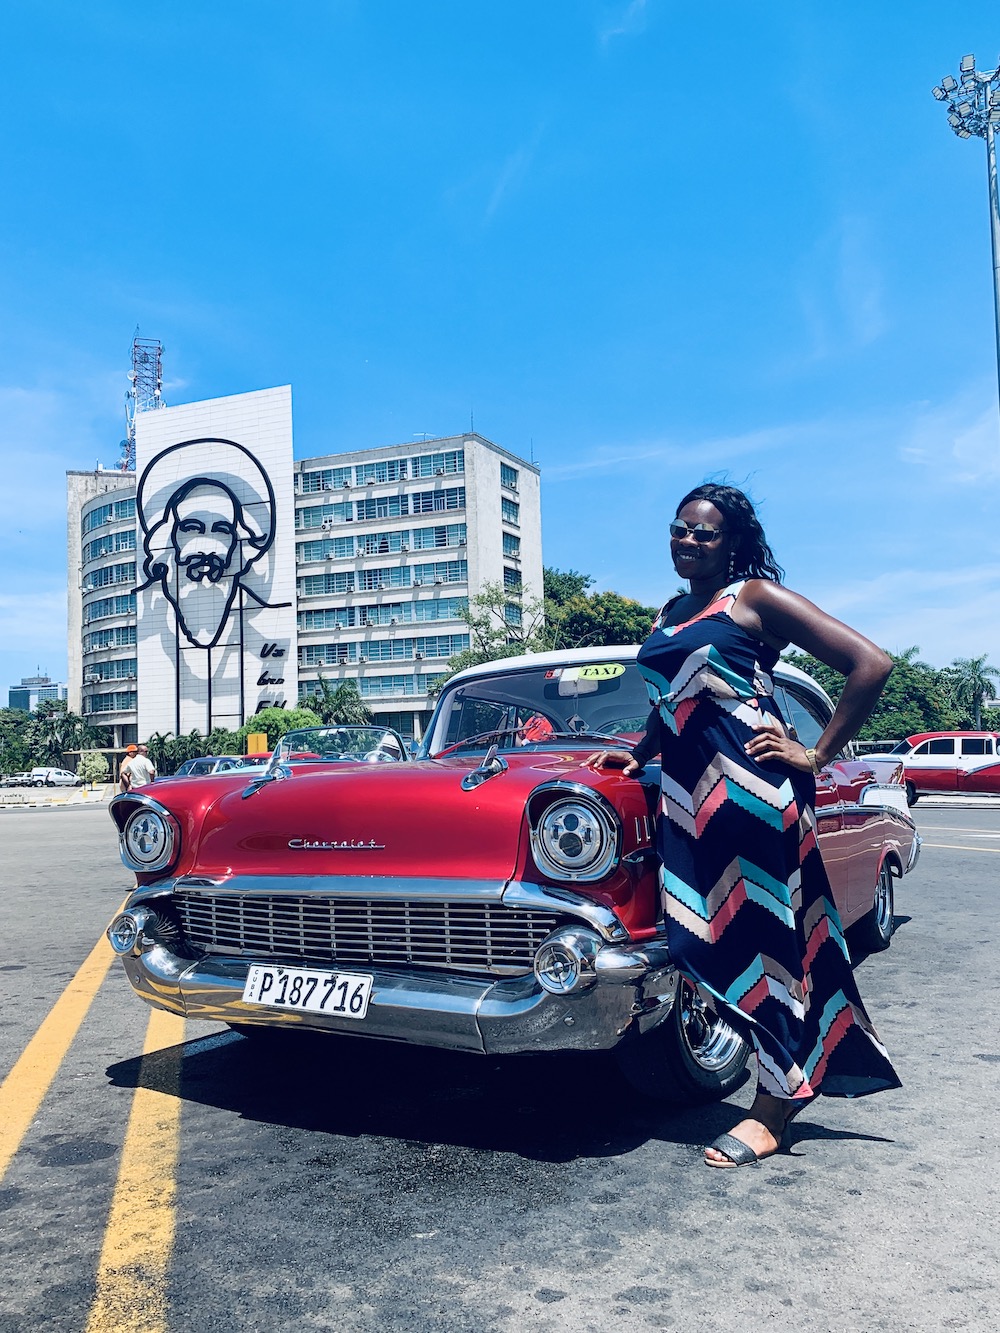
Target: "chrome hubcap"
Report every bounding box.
[678,982,746,1072]
[874,866,894,935]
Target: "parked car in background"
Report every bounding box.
[1,772,32,787]
[863,731,1000,804]
[171,755,248,778]
[106,651,919,1107]
[29,767,80,787]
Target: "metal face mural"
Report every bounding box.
[134,390,297,738]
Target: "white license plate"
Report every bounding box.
[242,964,374,1019]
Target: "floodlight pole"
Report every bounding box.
[933,55,1000,420]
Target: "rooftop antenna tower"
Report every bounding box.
[120,332,165,470]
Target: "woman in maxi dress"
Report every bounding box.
[588,484,901,1169]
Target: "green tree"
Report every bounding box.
[943,655,1000,729]
[547,589,657,649]
[77,751,110,785]
[543,567,594,606]
[27,699,108,766]
[205,726,241,756]
[308,676,373,725]
[237,706,322,749]
[783,648,960,741]
[430,582,548,693]
[0,708,33,773]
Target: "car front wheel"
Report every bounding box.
[614,978,751,1103]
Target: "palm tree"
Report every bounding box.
[311,675,373,725]
[946,655,1000,729]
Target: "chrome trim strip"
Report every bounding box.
[164,874,509,902]
[502,880,629,941]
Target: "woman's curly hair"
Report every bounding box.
[676,483,784,583]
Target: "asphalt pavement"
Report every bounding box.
[0,804,997,1332]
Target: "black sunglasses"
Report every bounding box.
[669,520,725,543]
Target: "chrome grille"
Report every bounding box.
[175,893,563,977]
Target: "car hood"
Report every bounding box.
[186,751,617,883]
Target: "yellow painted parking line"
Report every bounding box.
[922,842,1000,853]
[0,916,122,1183]
[86,1007,186,1333]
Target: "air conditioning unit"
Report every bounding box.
[434,577,444,585]
[321,517,335,531]
[400,543,408,552]
[435,468,444,476]
[414,651,424,660]
[376,582,385,590]
[413,578,422,586]
[390,617,398,625]
[343,481,352,488]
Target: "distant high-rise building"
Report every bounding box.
[7,674,67,712]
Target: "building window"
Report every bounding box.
[500,463,518,490]
[298,571,356,596]
[411,449,464,479]
[412,559,468,586]
[301,466,352,493]
[355,459,408,485]
[89,657,137,681]
[504,602,523,626]
[297,536,355,563]
[411,487,465,514]
[501,498,519,526]
[358,529,408,556]
[359,566,411,592]
[355,495,410,522]
[84,593,136,623]
[83,529,137,562]
[503,567,522,593]
[85,561,136,591]
[297,501,353,529]
[502,533,520,558]
[357,674,444,698]
[115,497,136,521]
[411,523,465,550]
[299,642,358,666]
[298,607,356,631]
[83,690,137,714]
[83,625,137,652]
[413,596,467,622]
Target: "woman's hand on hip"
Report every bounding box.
[744,720,818,773]
[585,749,641,777]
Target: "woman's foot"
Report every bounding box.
[703,1092,799,1168]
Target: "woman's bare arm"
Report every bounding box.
[736,581,892,771]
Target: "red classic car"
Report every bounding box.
[107,651,919,1105]
[864,731,1000,804]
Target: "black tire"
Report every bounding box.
[33,779,44,788]
[614,978,751,1103]
[905,781,918,806]
[853,862,895,953]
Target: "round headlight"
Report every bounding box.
[122,807,176,872]
[532,797,619,881]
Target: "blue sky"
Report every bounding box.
[2,0,1000,694]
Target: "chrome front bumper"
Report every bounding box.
[111,886,677,1056]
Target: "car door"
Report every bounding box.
[956,736,1000,793]
[907,738,957,792]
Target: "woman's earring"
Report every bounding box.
[727,551,735,579]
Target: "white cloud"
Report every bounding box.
[600,0,650,45]
[484,126,545,223]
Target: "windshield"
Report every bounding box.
[424,660,651,757]
[271,725,407,766]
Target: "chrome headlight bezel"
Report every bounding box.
[115,796,180,874]
[528,783,621,883]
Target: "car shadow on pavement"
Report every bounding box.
[105,1030,890,1164]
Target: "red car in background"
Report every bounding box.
[864,731,1000,804]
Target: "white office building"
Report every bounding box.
[67,387,542,744]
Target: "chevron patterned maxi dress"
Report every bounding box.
[636,581,901,1100]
